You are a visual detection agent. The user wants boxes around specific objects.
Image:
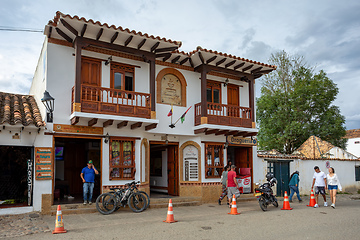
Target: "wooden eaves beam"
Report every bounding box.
[96,28,104,41]
[154,47,178,53]
[145,123,157,131]
[60,19,78,36]
[48,26,52,38]
[138,39,146,49]
[156,53,171,59]
[103,120,113,128]
[80,24,87,37]
[150,42,160,52]
[117,121,128,129]
[242,64,254,72]
[124,35,133,46]
[225,60,236,68]
[180,57,189,65]
[206,56,217,64]
[216,58,227,66]
[131,122,142,129]
[198,52,205,64]
[234,62,245,70]
[88,118,98,127]
[171,56,181,64]
[251,67,263,74]
[205,129,219,135]
[110,32,119,43]
[55,28,73,43]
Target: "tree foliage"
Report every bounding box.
[257,50,346,154]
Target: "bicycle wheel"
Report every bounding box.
[128,192,146,213]
[137,191,150,209]
[96,193,117,215]
[259,196,267,211]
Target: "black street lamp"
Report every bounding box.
[41,91,55,123]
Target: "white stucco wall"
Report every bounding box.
[257,155,360,195]
[346,138,360,158]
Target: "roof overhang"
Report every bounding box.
[193,124,258,137]
[70,112,159,131]
[44,11,181,57]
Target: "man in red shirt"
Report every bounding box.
[227,165,240,206]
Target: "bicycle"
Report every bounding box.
[96,181,149,215]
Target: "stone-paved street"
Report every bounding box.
[1,193,360,239]
[0,213,50,238]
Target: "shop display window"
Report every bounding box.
[109,138,135,180]
[205,143,224,178]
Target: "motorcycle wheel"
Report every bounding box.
[259,196,267,211]
[272,197,279,207]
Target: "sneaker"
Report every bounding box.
[227,202,229,205]
[331,203,335,208]
[88,201,92,205]
[324,202,328,207]
[299,200,303,203]
[218,199,221,205]
[83,201,87,205]
[314,204,319,208]
[289,200,293,203]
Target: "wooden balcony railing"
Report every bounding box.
[72,85,151,118]
[195,102,252,128]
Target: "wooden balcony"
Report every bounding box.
[195,102,252,128]
[72,85,151,119]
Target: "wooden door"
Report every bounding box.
[227,84,239,117]
[274,162,290,197]
[167,145,179,196]
[64,141,86,195]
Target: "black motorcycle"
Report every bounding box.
[254,173,278,211]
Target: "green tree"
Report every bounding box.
[257,50,346,154]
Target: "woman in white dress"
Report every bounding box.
[327,167,342,208]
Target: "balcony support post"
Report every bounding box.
[149,58,156,113]
[248,76,255,123]
[200,65,209,118]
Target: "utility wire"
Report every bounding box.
[0,26,42,33]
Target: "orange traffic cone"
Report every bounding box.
[281,191,293,210]
[307,189,316,207]
[163,199,177,223]
[228,194,241,215]
[52,205,67,234]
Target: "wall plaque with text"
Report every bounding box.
[35,147,53,180]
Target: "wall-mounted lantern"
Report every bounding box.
[41,90,55,123]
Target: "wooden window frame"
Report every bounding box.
[81,56,102,86]
[110,62,135,91]
[207,80,222,104]
[109,137,135,180]
[205,143,224,179]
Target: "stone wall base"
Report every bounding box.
[41,194,52,215]
[180,183,222,203]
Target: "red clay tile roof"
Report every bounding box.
[48,11,182,47]
[345,129,360,139]
[0,92,45,127]
[293,136,334,159]
[189,47,277,69]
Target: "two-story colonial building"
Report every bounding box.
[28,11,276,213]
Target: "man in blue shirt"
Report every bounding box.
[80,160,99,205]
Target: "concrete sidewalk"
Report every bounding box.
[1,193,360,239]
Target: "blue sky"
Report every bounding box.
[0,0,359,129]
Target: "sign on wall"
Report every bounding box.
[161,74,182,106]
[54,124,103,135]
[183,145,198,181]
[35,147,53,180]
[227,136,257,146]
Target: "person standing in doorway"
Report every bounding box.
[227,165,241,207]
[289,171,302,203]
[327,167,342,208]
[311,166,327,208]
[218,165,230,205]
[80,160,99,205]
